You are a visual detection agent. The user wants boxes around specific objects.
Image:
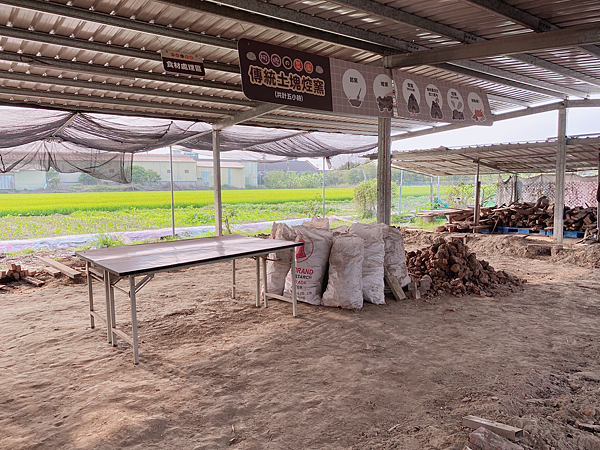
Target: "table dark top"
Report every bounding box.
[75,234,300,277]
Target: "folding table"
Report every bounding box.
[76,235,301,364]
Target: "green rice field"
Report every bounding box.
[0,188,354,216]
[0,186,442,217]
[0,186,444,240]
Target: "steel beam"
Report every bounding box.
[461,0,600,58]
[0,69,252,107]
[383,23,600,68]
[159,0,415,54]
[0,84,236,115]
[213,103,283,131]
[487,94,531,107]
[441,61,587,98]
[0,51,243,92]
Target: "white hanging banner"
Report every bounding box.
[393,70,493,126]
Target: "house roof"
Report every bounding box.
[133,154,196,163]
[196,161,245,169]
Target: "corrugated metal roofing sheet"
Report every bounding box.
[0,0,597,136]
[390,135,600,176]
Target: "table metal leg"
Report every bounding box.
[291,254,297,317]
[103,269,112,344]
[109,282,117,347]
[231,260,236,299]
[255,257,261,307]
[130,276,139,365]
[86,262,94,329]
[262,256,268,308]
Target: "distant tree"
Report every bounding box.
[131,166,161,185]
[46,168,61,189]
[78,172,99,185]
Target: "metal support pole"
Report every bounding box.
[169,146,175,238]
[86,261,95,329]
[429,176,434,206]
[322,156,326,218]
[597,154,600,242]
[103,269,112,344]
[554,104,567,244]
[109,282,117,347]
[255,257,260,308]
[474,160,481,232]
[231,260,236,299]
[513,174,519,203]
[437,176,440,201]
[212,130,223,236]
[377,117,392,225]
[398,170,404,213]
[291,253,297,317]
[129,276,139,365]
[262,256,268,308]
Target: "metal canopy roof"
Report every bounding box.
[0,0,598,136]
[389,135,600,176]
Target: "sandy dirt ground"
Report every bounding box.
[1,232,600,449]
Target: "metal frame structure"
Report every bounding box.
[1,0,599,230]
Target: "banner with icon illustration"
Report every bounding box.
[394,72,492,126]
[239,39,492,125]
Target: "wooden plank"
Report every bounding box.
[43,266,62,278]
[0,270,5,279]
[385,275,406,301]
[39,256,82,280]
[23,276,45,287]
[462,415,523,441]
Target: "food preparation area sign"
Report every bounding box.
[238,39,333,111]
[161,50,205,77]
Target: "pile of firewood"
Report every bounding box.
[406,237,523,297]
[437,196,598,234]
[0,263,45,287]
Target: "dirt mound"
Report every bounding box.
[406,236,523,297]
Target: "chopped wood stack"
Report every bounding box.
[436,196,598,234]
[0,263,45,287]
[406,237,523,297]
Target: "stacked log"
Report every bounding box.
[0,263,45,286]
[406,237,523,297]
[436,196,598,234]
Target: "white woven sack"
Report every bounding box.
[379,224,411,287]
[266,222,295,296]
[303,217,330,230]
[283,225,333,305]
[322,234,364,310]
[349,223,385,304]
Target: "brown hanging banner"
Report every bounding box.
[238,39,333,112]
